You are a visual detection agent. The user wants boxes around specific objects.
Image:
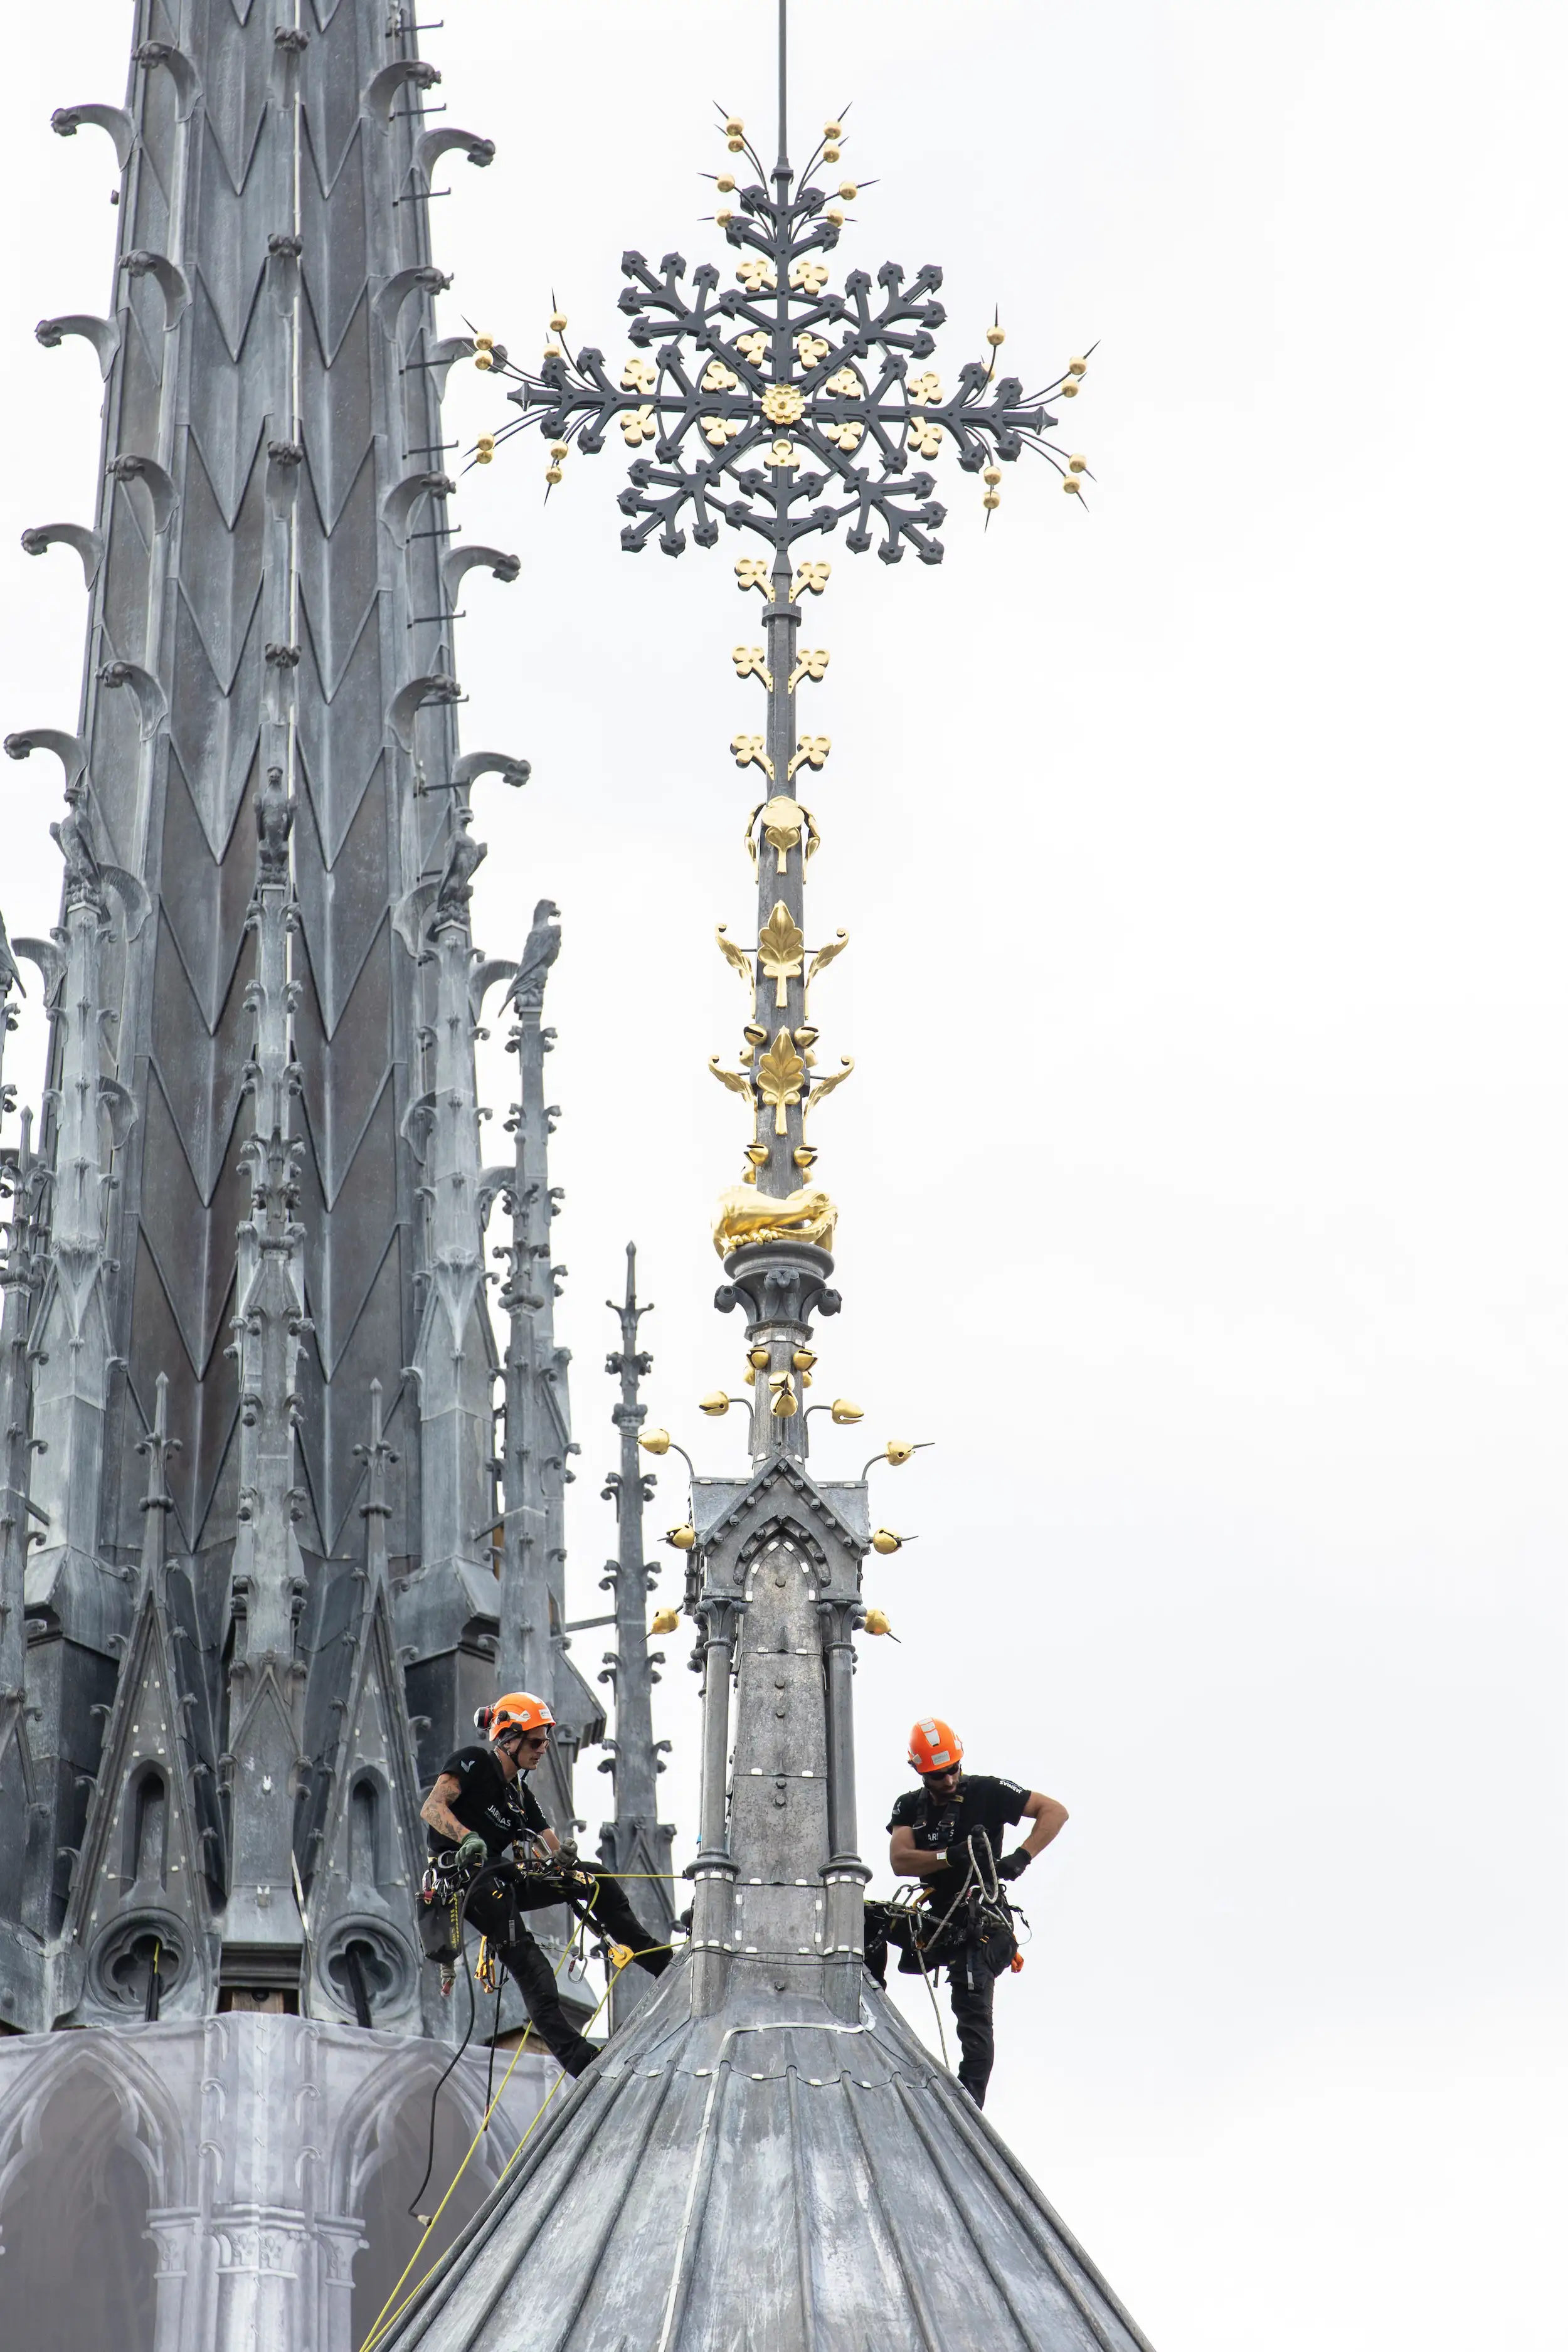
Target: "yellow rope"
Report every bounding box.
[358,1945,669,2352]
[356,1943,572,2352]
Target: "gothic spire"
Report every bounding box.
[493,901,600,1802]
[595,1244,675,2021]
[370,34,1148,2352]
[221,766,310,1978]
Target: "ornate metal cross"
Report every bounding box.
[474,2,1089,1453]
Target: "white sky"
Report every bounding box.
[3,4,1564,2347]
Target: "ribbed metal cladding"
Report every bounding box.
[378,1971,1157,2352]
[31,0,469,1587]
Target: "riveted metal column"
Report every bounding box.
[689,1592,741,2013]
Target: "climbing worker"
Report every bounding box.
[418,1692,671,2077]
[866,1715,1068,2109]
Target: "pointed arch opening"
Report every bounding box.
[0,2058,161,2352]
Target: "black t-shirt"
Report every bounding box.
[887,1774,1029,1912]
[426,1744,548,1860]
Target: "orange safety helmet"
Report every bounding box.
[908,1716,963,1774]
[476,1692,555,1740]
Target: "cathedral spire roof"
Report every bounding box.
[375,10,1143,2349]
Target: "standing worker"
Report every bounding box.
[867,1716,1068,2109]
[418,1692,671,2077]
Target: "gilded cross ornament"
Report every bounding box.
[469,17,1090,1317]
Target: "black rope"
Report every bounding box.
[407,1934,475,2219]
[406,1859,510,2219]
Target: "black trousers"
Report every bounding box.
[865,1906,1002,2109]
[464,1867,670,2077]
[945,1938,999,2108]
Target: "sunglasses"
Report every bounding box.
[921,1766,961,1783]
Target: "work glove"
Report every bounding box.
[455,1832,488,1871]
[554,1838,580,1868]
[996,1847,1032,1883]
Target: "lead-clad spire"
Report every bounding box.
[374,34,1150,2352]
[595,1244,675,2022]
[0,0,536,2041]
[221,766,310,1978]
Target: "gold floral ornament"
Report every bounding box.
[730,733,771,776]
[711,1182,837,1257]
[758,904,805,1005]
[806,929,849,1000]
[795,332,830,367]
[731,645,771,686]
[620,356,657,393]
[756,1029,807,1131]
[619,404,657,447]
[734,556,771,596]
[908,372,943,406]
[788,734,831,779]
[701,359,739,392]
[702,415,741,448]
[708,1056,758,1127]
[762,383,805,427]
[754,794,820,875]
[788,257,831,295]
[805,1056,856,1123]
[788,649,830,691]
[820,418,864,452]
[736,331,769,366]
[764,439,800,470]
[908,416,944,458]
[792,562,832,598]
[825,366,865,399]
[736,256,776,294]
[714,924,753,981]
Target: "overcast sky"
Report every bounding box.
[3,4,1564,2348]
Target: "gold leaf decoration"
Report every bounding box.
[708,1056,758,1115]
[731,645,771,686]
[758,795,805,874]
[756,1029,807,1133]
[736,331,770,367]
[792,561,832,598]
[788,734,831,778]
[805,1056,855,1121]
[795,332,830,367]
[758,904,806,1005]
[807,928,849,995]
[788,649,830,691]
[730,733,772,777]
[711,1181,837,1256]
[734,555,771,596]
[714,924,753,981]
[620,356,657,393]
